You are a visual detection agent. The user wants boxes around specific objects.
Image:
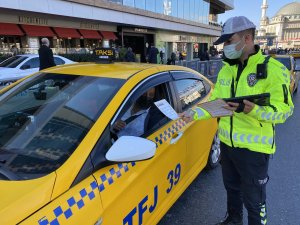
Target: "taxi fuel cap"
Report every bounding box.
[93,47,116,64]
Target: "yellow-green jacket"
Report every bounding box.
[194,47,294,154]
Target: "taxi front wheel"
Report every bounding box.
[207,133,221,169]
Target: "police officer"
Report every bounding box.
[181,16,294,225]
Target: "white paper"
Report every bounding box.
[154,99,179,120]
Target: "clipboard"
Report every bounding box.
[198,99,233,118]
[223,93,270,106]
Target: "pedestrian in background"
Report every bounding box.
[200,49,210,61]
[124,47,135,62]
[179,51,184,61]
[159,47,165,64]
[148,43,159,64]
[10,45,19,56]
[181,16,293,225]
[170,51,176,65]
[38,38,55,71]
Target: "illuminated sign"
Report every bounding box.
[93,48,115,63]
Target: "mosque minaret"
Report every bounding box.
[256,1,300,49]
[258,0,268,37]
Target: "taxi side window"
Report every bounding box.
[173,78,207,111]
[112,83,172,139]
[143,84,172,136]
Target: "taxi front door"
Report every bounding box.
[170,71,218,170]
[91,75,188,225]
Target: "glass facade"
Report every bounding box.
[123,0,134,7]
[146,1,155,12]
[171,0,178,17]
[108,0,210,24]
[135,0,146,10]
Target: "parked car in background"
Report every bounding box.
[0,54,74,85]
[272,55,299,94]
[0,62,220,225]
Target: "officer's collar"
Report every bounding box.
[224,45,261,66]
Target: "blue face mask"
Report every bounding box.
[224,37,245,59]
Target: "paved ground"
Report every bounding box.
[159,82,300,224]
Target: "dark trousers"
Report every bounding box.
[220,142,270,225]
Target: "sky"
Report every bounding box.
[218,0,300,27]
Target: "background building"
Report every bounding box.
[257,1,300,49]
[0,0,233,62]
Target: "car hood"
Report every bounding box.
[0,173,56,224]
[0,67,17,72]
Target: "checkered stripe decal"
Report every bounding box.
[97,162,136,192]
[38,162,136,225]
[153,119,186,145]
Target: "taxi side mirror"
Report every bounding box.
[106,136,157,162]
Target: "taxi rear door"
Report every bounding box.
[90,73,188,225]
[170,71,217,171]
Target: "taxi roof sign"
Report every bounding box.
[93,48,116,63]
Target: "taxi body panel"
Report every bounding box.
[0,62,218,225]
[20,175,103,225]
[0,173,56,225]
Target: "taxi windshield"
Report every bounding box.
[0,73,124,180]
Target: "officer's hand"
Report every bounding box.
[223,102,239,111]
[179,111,194,123]
[243,100,255,114]
[113,120,126,131]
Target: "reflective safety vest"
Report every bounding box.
[194,47,294,154]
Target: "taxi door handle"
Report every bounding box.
[170,132,183,145]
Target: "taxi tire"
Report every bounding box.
[207,133,221,169]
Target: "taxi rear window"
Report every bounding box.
[0,73,125,180]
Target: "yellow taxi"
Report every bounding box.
[272,54,300,94]
[289,50,300,59]
[0,62,219,225]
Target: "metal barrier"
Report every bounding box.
[176,59,223,80]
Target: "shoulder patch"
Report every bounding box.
[247,73,257,87]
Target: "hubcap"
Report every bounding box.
[211,134,221,164]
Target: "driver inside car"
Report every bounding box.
[112,87,156,137]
